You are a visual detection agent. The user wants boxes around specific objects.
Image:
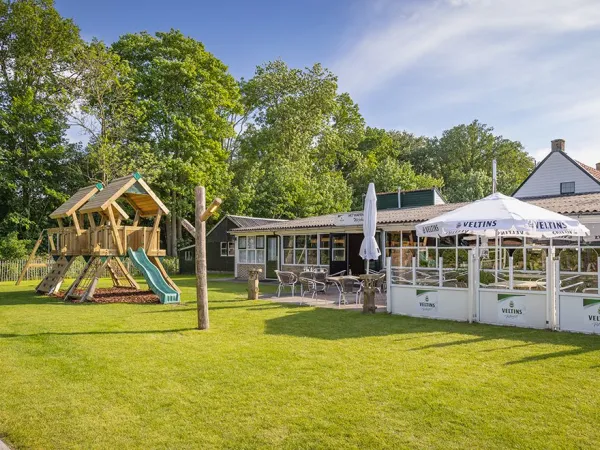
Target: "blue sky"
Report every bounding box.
[56,0,600,166]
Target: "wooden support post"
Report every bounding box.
[107,206,124,255]
[196,187,209,330]
[146,209,163,253]
[48,232,56,252]
[72,213,82,236]
[132,210,140,227]
[16,230,45,285]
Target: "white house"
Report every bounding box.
[513,139,600,198]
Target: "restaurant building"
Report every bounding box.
[229,140,600,280]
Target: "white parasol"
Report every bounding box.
[416,192,589,239]
[359,183,381,261]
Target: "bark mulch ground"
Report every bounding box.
[55,287,160,304]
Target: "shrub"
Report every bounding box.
[0,232,30,259]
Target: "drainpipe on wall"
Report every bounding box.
[397,186,402,209]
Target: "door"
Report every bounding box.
[348,233,367,275]
[329,234,347,275]
[266,236,278,279]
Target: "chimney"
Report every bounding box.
[596,162,600,171]
[551,139,565,152]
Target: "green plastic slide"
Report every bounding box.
[127,248,180,304]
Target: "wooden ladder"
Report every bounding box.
[106,258,139,289]
[35,256,74,294]
[63,257,110,302]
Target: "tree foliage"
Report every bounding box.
[70,39,153,184]
[411,120,534,201]
[0,0,84,241]
[0,2,538,257]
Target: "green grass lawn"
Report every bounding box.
[1,276,600,449]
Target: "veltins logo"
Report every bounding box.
[416,289,438,312]
[497,293,526,323]
[583,298,600,328]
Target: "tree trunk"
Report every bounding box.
[177,216,182,241]
[171,192,178,256]
[165,215,172,256]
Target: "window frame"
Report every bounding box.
[560,181,575,195]
[237,235,265,264]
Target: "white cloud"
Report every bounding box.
[332,0,600,165]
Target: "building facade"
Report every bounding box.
[178,215,285,274]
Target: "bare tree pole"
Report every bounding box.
[195,186,209,330]
[194,186,222,330]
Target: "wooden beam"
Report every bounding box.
[72,213,82,236]
[107,206,124,255]
[57,218,64,229]
[200,198,222,222]
[87,213,96,230]
[132,210,140,227]
[134,177,170,215]
[48,233,56,251]
[181,218,196,238]
[16,230,45,285]
[145,209,162,252]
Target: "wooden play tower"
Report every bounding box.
[20,173,180,303]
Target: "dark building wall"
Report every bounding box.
[178,217,237,274]
[376,190,437,210]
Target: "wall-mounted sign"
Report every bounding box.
[416,289,438,314]
[333,212,364,227]
[497,293,527,324]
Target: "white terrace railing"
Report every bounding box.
[0,257,180,283]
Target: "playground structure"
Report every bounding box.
[18,173,180,303]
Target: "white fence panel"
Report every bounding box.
[478,289,548,329]
[558,293,600,334]
[389,285,470,321]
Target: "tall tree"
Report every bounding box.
[348,128,440,209]
[230,60,361,218]
[0,0,84,241]
[70,39,155,184]
[113,30,241,254]
[411,120,534,201]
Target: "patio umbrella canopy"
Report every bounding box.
[359,183,381,260]
[416,192,589,239]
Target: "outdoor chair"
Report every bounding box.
[275,270,298,297]
[299,271,315,280]
[331,277,360,307]
[313,271,328,292]
[299,277,326,304]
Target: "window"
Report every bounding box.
[561,181,575,195]
[319,235,330,265]
[221,241,235,257]
[283,234,320,265]
[332,235,346,262]
[184,250,193,261]
[238,235,265,264]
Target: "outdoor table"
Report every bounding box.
[325,275,360,283]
